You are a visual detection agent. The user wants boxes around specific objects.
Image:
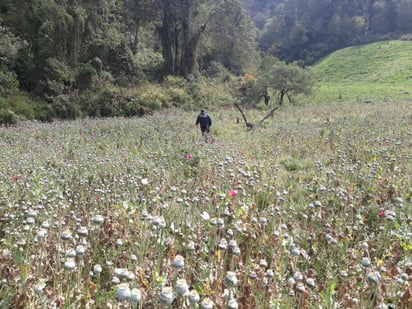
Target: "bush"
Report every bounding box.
[137,84,168,110]
[52,94,82,119]
[0,69,19,97]
[400,33,412,41]
[75,64,97,91]
[0,93,53,122]
[165,86,193,108]
[0,109,18,126]
[202,61,231,81]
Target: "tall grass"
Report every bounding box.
[0,101,411,308]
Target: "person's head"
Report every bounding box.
[200,109,206,116]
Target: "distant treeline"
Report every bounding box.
[1,0,411,123]
[243,0,412,64]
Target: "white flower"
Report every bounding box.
[231,246,241,256]
[34,279,47,294]
[92,215,104,225]
[63,258,76,270]
[36,229,47,240]
[60,230,72,240]
[249,272,258,280]
[75,245,86,256]
[228,240,237,249]
[116,283,131,301]
[66,249,76,258]
[173,255,185,271]
[93,264,102,274]
[152,216,166,228]
[227,298,239,309]
[76,226,88,236]
[41,221,50,229]
[259,259,268,268]
[359,241,369,250]
[218,238,228,250]
[367,271,381,284]
[265,269,275,278]
[130,288,141,303]
[293,271,303,282]
[159,286,174,305]
[189,289,200,304]
[295,282,306,293]
[141,178,149,185]
[224,271,238,288]
[201,297,214,309]
[201,211,210,221]
[306,278,316,288]
[187,241,195,251]
[361,257,371,268]
[114,268,129,278]
[176,278,189,296]
[26,217,35,225]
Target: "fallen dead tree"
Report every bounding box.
[234,102,280,130]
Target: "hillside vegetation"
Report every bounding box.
[308,40,412,104]
[2,1,412,122]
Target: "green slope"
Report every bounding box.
[308,40,412,103]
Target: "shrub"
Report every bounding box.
[0,109,18,126]
[123,99,149,117]
[75,64,97,91]
[400,33,412,41]
[0,69,19,97]
[12,97,35,120]
[0,93,53,122]
[136,84,168,110]
[165,86,193,108]
[202,61,231,81]
[52,94,82,119]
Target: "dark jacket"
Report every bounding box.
[196,111,212,131]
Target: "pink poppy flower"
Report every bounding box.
[378,211,385,217]
[187,154,193,159]
[229,190,237,197]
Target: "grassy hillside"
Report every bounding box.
[307,40,412,104]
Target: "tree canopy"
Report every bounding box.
[244,0,412,65]
[1,0,410,122]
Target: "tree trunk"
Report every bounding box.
[278,90,285,106]
[179,18,208,76]
[158,13,176,75]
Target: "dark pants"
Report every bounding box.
[200,126,210,134]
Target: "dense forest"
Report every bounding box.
[244,0,412,64]
[0,0,411,122]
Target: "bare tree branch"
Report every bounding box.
[234,102,280,130]
[234,102,254,129]
[258,105,280,125]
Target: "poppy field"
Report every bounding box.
[0,102,411,308]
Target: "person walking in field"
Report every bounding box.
[196,109,212,137]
